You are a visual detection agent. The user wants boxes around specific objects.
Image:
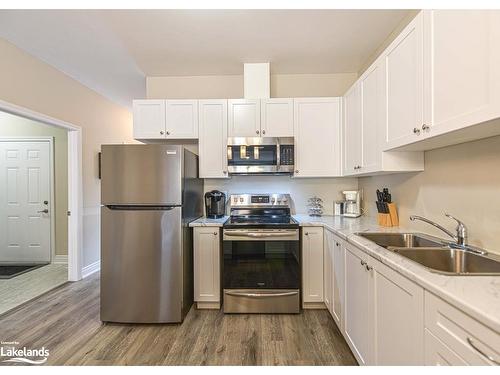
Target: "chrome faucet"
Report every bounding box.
[409,213,468,246]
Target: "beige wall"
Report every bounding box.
[0,112,68,257]
[147,72,357,99]
[0,38,134,267]
[359,135,500,255]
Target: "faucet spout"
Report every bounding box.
[409,214,468,247]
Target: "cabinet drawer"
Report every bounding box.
[424,329,467,365]
[425,291,500,365]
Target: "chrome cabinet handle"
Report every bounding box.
[213,232,218,235]
[262,130,266,135]
[223,170,227,174]
[336,242,340,246]
[305,232,309,236]
[166,131,171,135]
[413,127,421,135]
[422,124,430,131]
[365,264,373,271]
[467,337,499,364]
[160,131,165,135]
[256,130,260,135]
[360,260,367,266]
[38,209,49,214]
[225,291,298,298]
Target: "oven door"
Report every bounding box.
[222,228,300,313]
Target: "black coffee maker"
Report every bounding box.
[204,190,226,218]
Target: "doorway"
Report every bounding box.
[0,102,82,315]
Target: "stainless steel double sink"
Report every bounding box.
[355,232,500,276]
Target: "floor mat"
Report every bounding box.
[0,264,46,279]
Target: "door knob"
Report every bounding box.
[38,209,49,214]
[413,127,421,135]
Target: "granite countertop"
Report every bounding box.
[293,214,500,333]
[189,216,229,227]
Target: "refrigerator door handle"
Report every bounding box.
[105,205,179,211]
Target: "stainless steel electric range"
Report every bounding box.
[222,194,300,314]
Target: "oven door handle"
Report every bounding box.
[225,291,299,298]
[224,231,295,238]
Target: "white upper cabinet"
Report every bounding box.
[260,98,294,137]
[165,100,199,139]
[360,63,381,172]
[198,100,229,178]
[422,10,500,141]
[133,100,166,139]
[383,11,425,150]
[228,99,261,137]
[343,82,363,174]
[294,97,342,177]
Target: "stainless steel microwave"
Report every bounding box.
[227,137,294,175]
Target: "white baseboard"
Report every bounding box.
[82,260,100,278]
[53,255,68,264]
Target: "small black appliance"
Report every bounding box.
[204,190,226,218]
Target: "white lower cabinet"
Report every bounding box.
[344,245,374,365]
[324,229,344,329]
[373,258,424,365]
[193,227,220,308]
[343,243,424,365]
[302,227,324,305]
[424,291,500,365]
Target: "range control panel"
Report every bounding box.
[229,194,291,207]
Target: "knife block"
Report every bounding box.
[377,203,399,227]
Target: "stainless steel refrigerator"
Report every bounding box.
[100,145,203,323]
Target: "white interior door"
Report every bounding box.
[0,140,52,263]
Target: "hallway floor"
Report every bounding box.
[0,263,67,315]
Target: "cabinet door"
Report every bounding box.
[165,100,199,139]
[194,227,220,302]
[198,100,229,178]
[360,62,382,172]
[261,98,294,137]
[293,98,342,177]
[133,100,166,139]
[302,227,324,303]
[383,12,424,150]
[228,99,261,137]
[373,257,424,365]
[344,245,374,365]
[343,83,362,175]
[424,10,500,138]
[332,235,344,329]
[425,329,467,365]
[323,230,334,315]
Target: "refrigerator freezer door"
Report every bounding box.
[100,205,184,323]
[101,144,182,205]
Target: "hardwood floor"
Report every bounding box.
[0,273,357,366]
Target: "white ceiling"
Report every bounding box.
[0,9,411,108]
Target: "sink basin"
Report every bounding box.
[356,232,443,249]
[392,248,500,275]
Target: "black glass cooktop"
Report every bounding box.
[223,215,299,229]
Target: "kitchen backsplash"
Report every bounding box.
[204,176,358,215]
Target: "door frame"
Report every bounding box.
[0,99,83,281]
[0,137,55,263]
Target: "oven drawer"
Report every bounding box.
[223,289,300,314]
